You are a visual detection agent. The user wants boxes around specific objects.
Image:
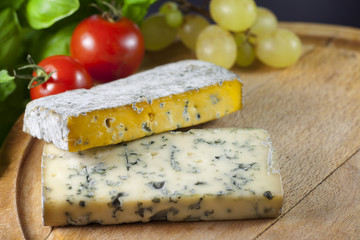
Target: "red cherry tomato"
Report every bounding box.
[30,55,93,100]
[70,15,145,83]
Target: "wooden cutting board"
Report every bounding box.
[0,23,359,240]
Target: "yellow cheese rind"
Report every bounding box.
[67,80,242,152]
[23,60,242,151]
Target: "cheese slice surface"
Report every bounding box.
[23,60,242,152]
[42,128,283,226]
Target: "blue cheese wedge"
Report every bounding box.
[23,60,242,152]
[42,128,283,226]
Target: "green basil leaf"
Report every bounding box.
[38,24,76,60]
[26,0,80,29]
[109,0,156,25]
[0,0,26,10]
[0,8,20,39]
[0,8,22,69]
[0,70,16,102]
[0,77,29,148]
[123,0,157,25]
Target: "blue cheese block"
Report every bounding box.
[42,128,283,226]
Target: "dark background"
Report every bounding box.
[149,0,360,28]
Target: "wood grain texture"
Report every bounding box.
[0,117,31,240]
[257,150,360,240]
[0,23,359,240]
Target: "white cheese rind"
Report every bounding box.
[42,128,283,226]
[23,60,242,151]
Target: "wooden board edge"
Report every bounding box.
[0,116,33,239]
[279,22,360,48]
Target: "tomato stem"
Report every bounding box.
[174,0,211,19]
[16,55,57,89]
[91,1,122,22]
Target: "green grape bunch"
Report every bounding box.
[140,0,302,69]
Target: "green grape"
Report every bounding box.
[210,0,257,32]
[256,29,302,68]
[236,42,255,67]
[196,25,237,69]
[159,1,178,14]
[250,7,278,36]
[140,14,177,51]
[166,9,183,28]
[234,32,255,67]
[234,32,247,46]
[178,14,209,50]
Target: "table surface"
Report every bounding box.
[0,23,359,240]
